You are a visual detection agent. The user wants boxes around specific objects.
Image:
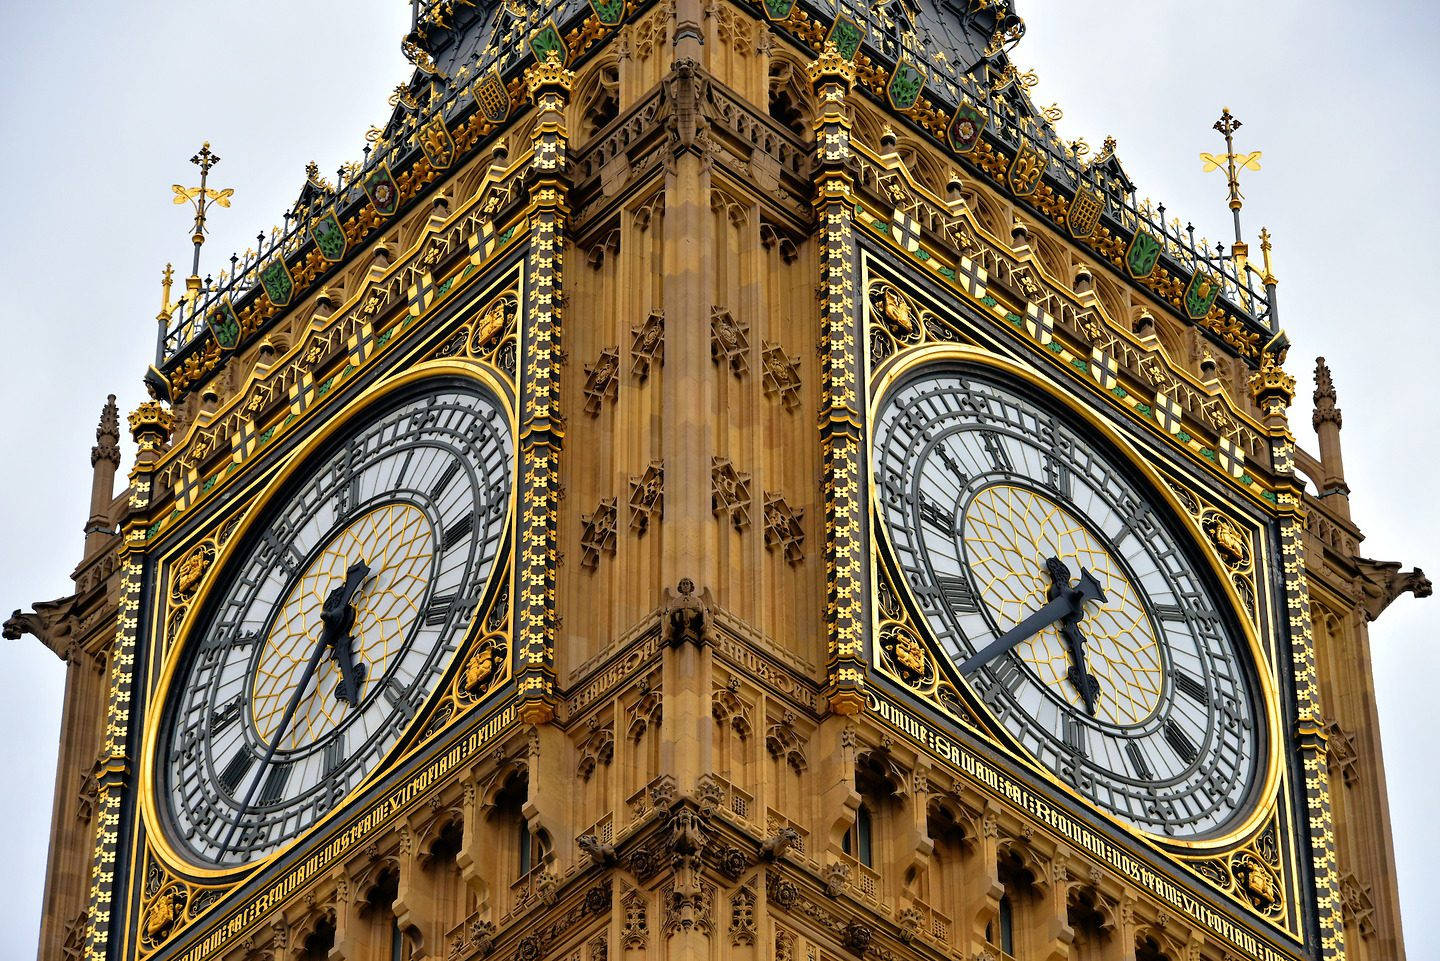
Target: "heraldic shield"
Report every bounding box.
[1126,229,1162,279]
[309,210,347,262]
[207,299,241,351]
[825,16,863,61]
[947,100,987,153]
[887,61,924,111]
[473,68,511,125]
[1184,270,1222,319]
[362,163,400,217]
[260,259,293,308]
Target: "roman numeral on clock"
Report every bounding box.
[443,514,475,552]
[209,696,243,734]
[257,763,291,806]
[426,592,456,627]
[934,443,968,485]
[430,461,460,499]
[980,430,1013,472]
[1062,714,1088,758]
[988,655,1025,696]
[1125,742,1153,782]
[1173,671,1211,706]
[1163,718,1199,765]
[218,750,255,796]
[1043,452,1072,498]
[324,736,346,777]
[935,573,977,612]
[917,493,954,536]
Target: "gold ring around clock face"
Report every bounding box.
[961,483,1164,727]
[250,502,435,750]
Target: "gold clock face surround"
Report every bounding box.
[869,345,1281,847]
[145,365,515,872]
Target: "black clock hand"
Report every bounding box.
[219,562,369,859]
[218,619,331,860]
[958,558,1107,674]
[323,561,371,706]
[1060,617,1101,716]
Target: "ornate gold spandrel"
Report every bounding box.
[1180,814,1293,927]
[135,845,233,957]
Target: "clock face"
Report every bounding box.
[160,383,512,866]
[873,366,1263,838]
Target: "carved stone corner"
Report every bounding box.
[628,461,665,533]
[710,307,750,376]
[630,309,665,379]
[710,457,752,530]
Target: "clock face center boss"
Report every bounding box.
[158,383,513,867]
[873,364,1264,839]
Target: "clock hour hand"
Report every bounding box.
[958,558,1106,674]
[321,560,370,707]
[1060,617,1101,716]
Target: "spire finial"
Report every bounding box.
[171,142,233,303]
[1200,108,1261,247]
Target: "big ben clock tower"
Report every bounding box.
[10,2,1427,961]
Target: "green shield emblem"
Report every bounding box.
[1126,230,1162,278]
[530,21,567,66]
[826,16,862,60]
[887,61,924,111]
[589,0,626,25]
[310,210,347,262]
[763,0,795,20]
[947,100,986,153]
[260,259,294,307]
[1184,271,1221,319]
[362,162,400,217]
[208,299,241,351]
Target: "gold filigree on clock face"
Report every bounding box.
[251,503,434,749]
[962,484,1163,726]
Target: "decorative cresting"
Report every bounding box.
[515,50,572,725]
[809,45,866,715]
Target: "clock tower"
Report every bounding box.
[11,2,1426,961]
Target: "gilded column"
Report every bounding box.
[809,48,866,716]
[84,401,172,961]
[1252,351,1347,961]
[515,53,573,726]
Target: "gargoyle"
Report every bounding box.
[1354,558,1432,621]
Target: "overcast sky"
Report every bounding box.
[0,0,1434,956]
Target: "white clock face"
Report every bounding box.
[873,366,1263,838]
[160,384,512,866]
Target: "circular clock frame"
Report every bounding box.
[140,363,517,876]
[868,345,1281,850]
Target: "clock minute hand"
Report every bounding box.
[958,561,1107,674]
[218,619,332,860]
[219,565,370,859]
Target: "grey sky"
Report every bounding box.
[0,0,1434,955]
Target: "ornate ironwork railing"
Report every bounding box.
[160,0,1269,372]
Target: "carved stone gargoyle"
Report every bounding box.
[1354,558,1432,621]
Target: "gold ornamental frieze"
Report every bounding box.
[857,243,1280,505]
[145,200,530,544]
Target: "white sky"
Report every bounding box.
[0,0,1434,955]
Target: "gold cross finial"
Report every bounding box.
[172,141,234,299]
[1199,107,1261,245]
